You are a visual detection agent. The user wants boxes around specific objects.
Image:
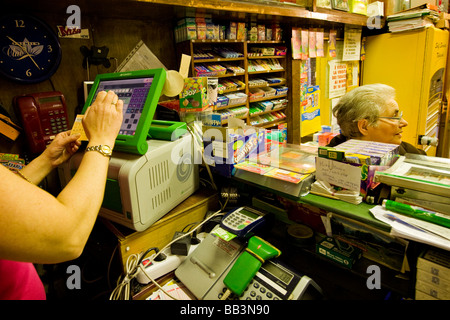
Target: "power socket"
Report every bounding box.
[170,231,191,256]
[136,232,206,285]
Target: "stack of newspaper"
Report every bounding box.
[387,4,440,33]
[372,153,450,250]
[374,153,450,214]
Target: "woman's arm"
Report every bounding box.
[20,131,81,185]
[0,90,123,264]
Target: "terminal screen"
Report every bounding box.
[94,77,154,136]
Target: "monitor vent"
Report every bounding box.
[151,188,172,210]
[149,160,170,190]
[147,160,171,210]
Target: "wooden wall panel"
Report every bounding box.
[0,10,176,155]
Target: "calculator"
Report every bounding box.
[220,206,267,238]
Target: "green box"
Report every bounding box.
[318,146,345,161]
[316,237,362,269]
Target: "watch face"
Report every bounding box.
[0,14,62,84]
[100,145,112,155]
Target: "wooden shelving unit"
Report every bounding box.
[166,0,369,141]
[180,39,289,128]
[247,40,288,128]
[4,0,368,27]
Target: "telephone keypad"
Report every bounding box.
[46,113,69,144]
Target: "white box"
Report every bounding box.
[59,135,199,231]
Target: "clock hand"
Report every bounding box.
[7,36,40,70]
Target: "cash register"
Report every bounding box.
[59,68,198,231]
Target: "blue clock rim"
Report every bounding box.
[0,13,62,84]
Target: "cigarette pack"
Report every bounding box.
[316,236,362,269]
[333,139,399,165]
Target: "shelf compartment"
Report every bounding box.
[254,119,287,128]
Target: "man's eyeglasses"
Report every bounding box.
[379,111,403,123]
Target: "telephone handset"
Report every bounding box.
[176,229,323,300]
[175,207,324,300]
[203,257,324,300]
[14,91,69,154]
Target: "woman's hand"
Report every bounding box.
[41,131,82,168]
[82,90,123,147]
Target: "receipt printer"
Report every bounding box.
[58,134,199,231]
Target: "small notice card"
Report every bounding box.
[315,157,361,192]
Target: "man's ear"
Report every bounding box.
[357,119,370,137]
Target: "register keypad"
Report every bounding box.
[217,280,281,300]
[243,280,280,300]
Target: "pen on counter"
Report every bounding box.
[382,199,450,228]
[383,212,427,232]
[309,191,340,200]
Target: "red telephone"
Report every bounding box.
[14,91,70,154]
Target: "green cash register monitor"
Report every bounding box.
[83,68,183,155]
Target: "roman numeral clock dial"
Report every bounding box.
[0,14,62,83]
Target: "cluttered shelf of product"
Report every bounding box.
[262,217,412,299]
[232,173,390,233]
[298,194,390,232]
[223,134,450,252]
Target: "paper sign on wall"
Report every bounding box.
[328,60,347,99]
[342,25,362,61]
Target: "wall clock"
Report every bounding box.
[0,14,62,84]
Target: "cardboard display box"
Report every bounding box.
[202,121,266,177]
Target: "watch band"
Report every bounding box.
[85,145,112,157]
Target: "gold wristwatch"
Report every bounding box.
[85,145,112,157]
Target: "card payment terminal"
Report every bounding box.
[220,206,267,239]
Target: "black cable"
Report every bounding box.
[181,221,199,233]
[137,247,159,266]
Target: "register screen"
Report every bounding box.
[94,77,154,136]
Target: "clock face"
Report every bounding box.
[0,14,62,84]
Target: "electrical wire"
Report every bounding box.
[109,207,224,300]
[110,123,227,300]
[186,124,218,191]
[180,221,195,232]
[109,253,141,300]
[186,123,233,212]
